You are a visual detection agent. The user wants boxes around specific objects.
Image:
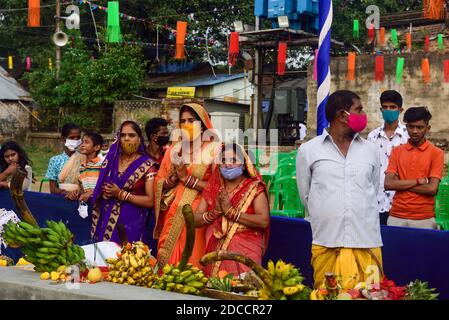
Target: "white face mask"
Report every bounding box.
[65,139,82,151]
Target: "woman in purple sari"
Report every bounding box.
[91,121,157,244]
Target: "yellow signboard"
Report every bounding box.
[166,87,196,99]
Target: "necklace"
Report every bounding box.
[119,154,139,170]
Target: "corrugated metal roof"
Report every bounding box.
[0,67,31,101]
[178,73,245,87]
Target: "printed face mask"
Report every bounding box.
[381,109,400,124]
[181,123,201,141]
[65,139,82,151]
[220,165,244,181]
[344,111,368,133]
[121,142,140,155]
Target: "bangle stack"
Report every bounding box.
[165,175,177,188]
[224,206,241,222]
[118,190,132,202]
[185,175,199,189]
[202,210,220,224]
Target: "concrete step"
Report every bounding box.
[0,267,212,300]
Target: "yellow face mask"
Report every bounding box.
[181,122,201,141]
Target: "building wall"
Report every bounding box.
[0,101,30,141]
[210,77,253,104]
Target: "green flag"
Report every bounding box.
[107,1,121,43]
[391,29,398,48]
[396,57,405,84]
[353,20,360,39]
[438,34,444,50]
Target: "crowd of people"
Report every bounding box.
[0,103,270,278]
[0,93,445,282]
[297,89,444,288]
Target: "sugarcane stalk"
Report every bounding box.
[200,251,273,288]
[9,168,39,227]
[178,204,195,271]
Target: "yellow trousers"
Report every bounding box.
[311,245,383,290]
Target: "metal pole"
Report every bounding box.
[55,0,61,81]
[254,16,262,142]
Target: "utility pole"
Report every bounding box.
[253,16,262,144]
[55,0,61,81]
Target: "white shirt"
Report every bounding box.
[367,123,409,213]
[296,130,383,248]
[299,123,307,141]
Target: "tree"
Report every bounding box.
[25,30,145,131]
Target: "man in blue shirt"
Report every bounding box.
[45,123,81,195]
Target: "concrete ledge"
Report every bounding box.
[0,267,212,300]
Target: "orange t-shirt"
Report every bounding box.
[386,140,444,220]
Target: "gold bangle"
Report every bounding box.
[203,212,213,224]
[192,178,199,189]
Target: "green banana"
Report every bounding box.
[58,221,70,239]
[47,235,61,243]
[186,281,204,289]
[36,252,57,259]
[49,261,60,269]
[42,240,62,248]
[67,246,74,260]
[57,254,67,265]
[18,221,36,231]
[180,270,192,278]
[184,274,196,283]
[37,247,50,253]
[42,228,60,239]
[38,258,51,265]
[17,227,32,238]
[15,235,28,244]
[28,238,42,245]
[27,228,43,236]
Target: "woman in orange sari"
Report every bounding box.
[195,143,270,277]
[154,103,220,268]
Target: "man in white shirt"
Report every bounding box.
[368,90,408,225]
[296,90,383,290]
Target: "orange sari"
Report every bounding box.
[154,103,220,268]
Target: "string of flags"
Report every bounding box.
[344,52,449,85]
[79,0,217,46]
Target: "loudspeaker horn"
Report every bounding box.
[53,31,68,47]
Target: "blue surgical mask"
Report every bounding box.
[220,165,243,181]
[381,109,400,124]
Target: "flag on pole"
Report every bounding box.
[317,0,333,135]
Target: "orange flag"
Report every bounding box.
[175,21,187,60]
[346,52,356,81]
[28,0,40,27]
[422,58,431,84]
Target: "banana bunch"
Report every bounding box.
[257,259,310,300]
[1,220,85,273]
[106,241,156,287]
[151,263,208,296]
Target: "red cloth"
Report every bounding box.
[228,32,240,66]
[277,42,287,75]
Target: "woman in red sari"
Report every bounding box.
[195,143,270,277]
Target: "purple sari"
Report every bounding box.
[91,121,156,245]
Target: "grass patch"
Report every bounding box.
[24,146,55,178]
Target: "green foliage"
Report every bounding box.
[332,0,422,44]
[24,32,145,131]
[405,280,439,300]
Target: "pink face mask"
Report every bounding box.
[344,111,368,132]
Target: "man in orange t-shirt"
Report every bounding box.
[385,107,444,229]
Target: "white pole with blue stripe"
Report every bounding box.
[317,0,333,135]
